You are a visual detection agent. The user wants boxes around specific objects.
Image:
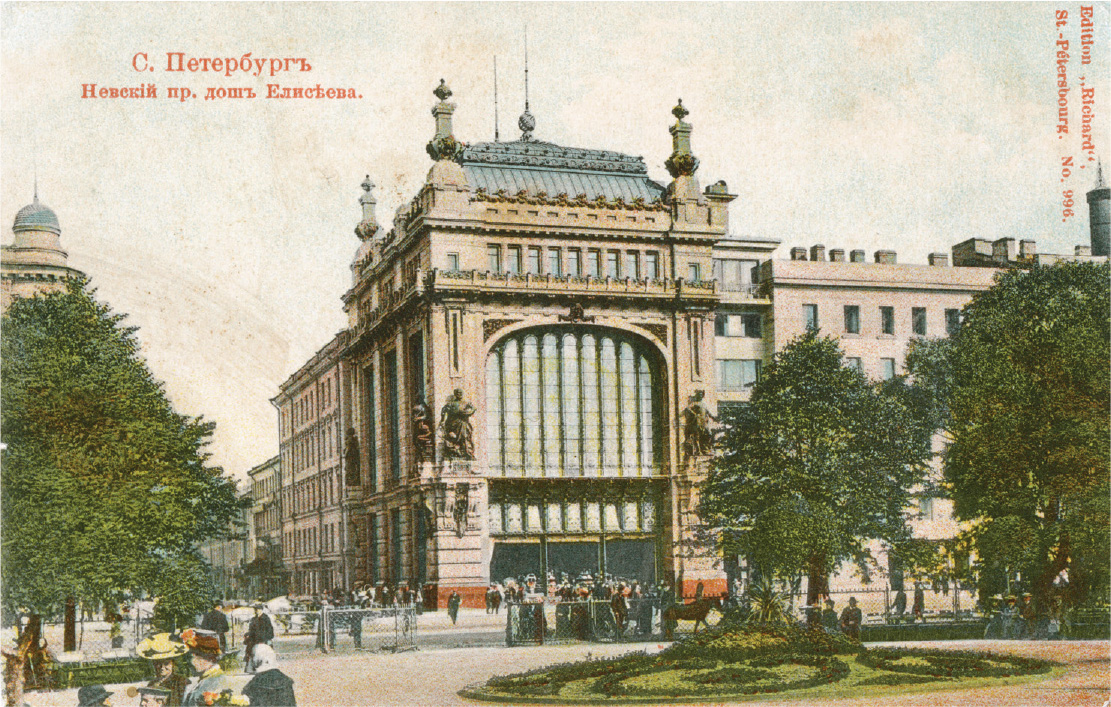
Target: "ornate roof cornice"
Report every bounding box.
[461,140,649,175]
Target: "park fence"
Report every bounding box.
[269,606,417,655]
[506,598,698,646]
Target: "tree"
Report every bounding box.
[921,262,1110,611]
[1,281,244,637]
[702,330,934,606]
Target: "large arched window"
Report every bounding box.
[486,328,659,477]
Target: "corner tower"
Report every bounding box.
[1087,161,1109,257]
[2,189,85,312]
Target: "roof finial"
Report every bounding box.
[1097,158,1105,189]
[427,79,464,162]
[494,56,500,143]
[355,175,378,241]
[665,98,699,178]
[518,26,535,141]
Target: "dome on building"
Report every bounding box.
[13,196,60,236]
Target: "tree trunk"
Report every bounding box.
[64,597,76,653]
[806,553,828,608]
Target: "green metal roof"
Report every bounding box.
[13,196,60,235]
[460,140,665,202]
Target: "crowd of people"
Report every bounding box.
[74,609,294,707]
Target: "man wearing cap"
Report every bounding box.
[77,684,113,707]
[180,628,240,707]
[134,633,190,706]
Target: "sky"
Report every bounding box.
[2,2,1108,482]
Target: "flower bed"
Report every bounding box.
[464,627,1058,704]
[858,648,1054,679]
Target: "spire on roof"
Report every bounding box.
[518,28,535,141]
[355,175,378,241]
[1097,158,1105,189]
[665,98,699,179]
[427,79,464,162]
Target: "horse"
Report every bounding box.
[663,596,723,639]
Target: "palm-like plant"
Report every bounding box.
[745,579,790,627]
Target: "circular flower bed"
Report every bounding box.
[858,648,1054,679]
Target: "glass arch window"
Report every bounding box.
[486,328,660,477]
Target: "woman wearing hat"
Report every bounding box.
[76,684,113,707]
[134,633,190,706]
[179,629,241,707]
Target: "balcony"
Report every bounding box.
[427,268,718,301]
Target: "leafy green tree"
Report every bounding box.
[702,330,933,606]
[928,262,1110,610]
[1,280,244,627]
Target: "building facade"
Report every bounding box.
[244,455,287,599]
[267,83,1110,606]
[197,493,253,599]
[272,334,352,596]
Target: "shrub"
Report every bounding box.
[858,649,1055,679]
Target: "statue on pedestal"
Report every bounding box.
[412,400,435,462]
[682,390,716,457]
[439,388,476,460]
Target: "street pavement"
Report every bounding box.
[25,614,1110,706]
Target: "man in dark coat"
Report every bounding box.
[199,601,229,653]
[447,591,462,625]
[244,645,296,707]
[245,604,275,668]
[839,597,863,640]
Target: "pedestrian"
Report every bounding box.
[912,583,925,622]
[199,601,229,653]
[839,597,862,641]
[244,644,296,707]
[180,628,240,707]
[134,632,190,706]
[492,585,502,614]
[1017,592,1035,639]
[611,584,628,635]
[77,684,113,707]
[1001,595,1018,638]
[245,603,275,670]
[821,599,839,634]
[892,588,907,620]
[447,590,462,625]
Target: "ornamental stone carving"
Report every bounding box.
[483,318,521,341]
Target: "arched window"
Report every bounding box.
[486,328,659,477]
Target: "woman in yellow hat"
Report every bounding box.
[134,633,190,706]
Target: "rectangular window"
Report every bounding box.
[713,258,760,291]
[548,248,562,276]
[804,304,819,330]
[528,246,541,275]
[368,515,379,581]
[846,357,863,371]
[446,252,460,271]
[716,359,761,391]
[945,309,961,336]
[507,246,521,275]
[487,245,501,273]
[568,249,581,276]
[390,509,402,586]
[644,252,659,280]
[607,251,620,279]
[881,358,897,380]
[714,313,762,338]
[384,350,400,483]
[364,367,376,490]
[688,263,701,282]
[844,305,860,334]
[880,306,895,335]
[587,249,601,278]
[409,332,425,405]
[625,251,640,280]
[912,307,927,336]
[741,313,762,338]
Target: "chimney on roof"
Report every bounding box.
[809,244,826,262]
[829,249,845,262]
[928,253,949,267]
[992,238,1017,263]
[850,249,866,263]
[1075,244,1093,256]
[874,250,897,264]
[790,247,808,261]
[1019,240,1037,259]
